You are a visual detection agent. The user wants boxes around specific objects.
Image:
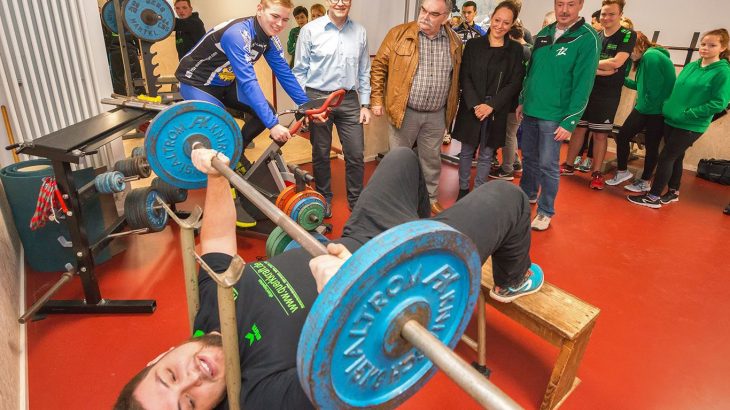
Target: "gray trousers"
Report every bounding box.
[388,107,445,202]
[501,112,521,173]
[307,89,364,208]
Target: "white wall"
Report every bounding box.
[519,0,730,65]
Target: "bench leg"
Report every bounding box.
[540,321,596,409]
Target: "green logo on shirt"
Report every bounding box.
[244,324,262,346]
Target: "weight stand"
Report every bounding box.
[192,252,245,410]
[11,107,157,316]
[158,199,203,330]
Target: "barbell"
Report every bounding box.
[143,100,520,409]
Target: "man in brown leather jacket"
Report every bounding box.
[370,0,462,215]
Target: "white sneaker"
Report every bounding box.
[624,179,651,192]
[606,170,633,186]
[531,214,551,231]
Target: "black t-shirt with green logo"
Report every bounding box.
[193,238,362,409]
[593,27,637,94]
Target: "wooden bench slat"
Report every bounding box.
[480,262,600,341]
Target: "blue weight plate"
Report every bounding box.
[297,220,481,409]
[101,1,119,34]
[289,197,318,220]
[122,0,174,42]
[145,101,242,189]
[145,189,167,230]
[282,232,329,253]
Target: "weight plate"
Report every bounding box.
[145,101,242,190]
[296,202,326,231]
[265,226,293,258]
[122,0,174,42]
[275,185,298,211]
[282,232,328,253]
[101,0,120,34]
[297,220,481,409]
[283,190,326,217]
[143,188,168,231]
[289,197,317,220]
[131,146,146,158]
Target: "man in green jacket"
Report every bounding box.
[515,0,600,230]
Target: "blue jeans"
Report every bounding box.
[458,142,494,190]
[519,116,562,217]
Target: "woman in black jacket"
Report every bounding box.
[452,1,525,199]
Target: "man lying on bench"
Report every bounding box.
[113,147,544,409]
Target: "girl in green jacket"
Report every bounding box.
[606,32,676,191]
[629,29,730,208]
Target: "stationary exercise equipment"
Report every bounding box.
[101,0,174,97]
[144,102,520,409]
[7,106,158,316]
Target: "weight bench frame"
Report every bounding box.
[462,260,600,409]
[15,107,158,316]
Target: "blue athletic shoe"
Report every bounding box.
[489,263,544,303]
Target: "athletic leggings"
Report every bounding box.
[649,124,702,196]
[616,109,665,180]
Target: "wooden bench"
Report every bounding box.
[461,260,600,409]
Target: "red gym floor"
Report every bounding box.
[25,144,730,409]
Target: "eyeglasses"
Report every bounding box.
[419,6,448,18]
[328,0,351,5]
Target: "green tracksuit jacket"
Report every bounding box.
[519,18,600,132]
[663,58,730,133]
[624,47,676,115]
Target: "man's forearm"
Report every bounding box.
[201,174,237,255]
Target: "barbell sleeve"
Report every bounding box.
[210,156,329,257]
[402,320,522,409]
[19,264,75,324]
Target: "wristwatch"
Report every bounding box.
[361,104,371,109]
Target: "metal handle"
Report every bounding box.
[288,89,347,135]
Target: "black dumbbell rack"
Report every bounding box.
[13,107,157,316]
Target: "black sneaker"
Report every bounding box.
[488,168,514,181]
[513,162,522,172]
[627,193,661,209]
[659,190,679,204]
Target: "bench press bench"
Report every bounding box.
[462,260,600,409]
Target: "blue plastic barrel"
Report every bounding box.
[0,160,110,272]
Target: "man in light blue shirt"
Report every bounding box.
[293,0,371,214]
